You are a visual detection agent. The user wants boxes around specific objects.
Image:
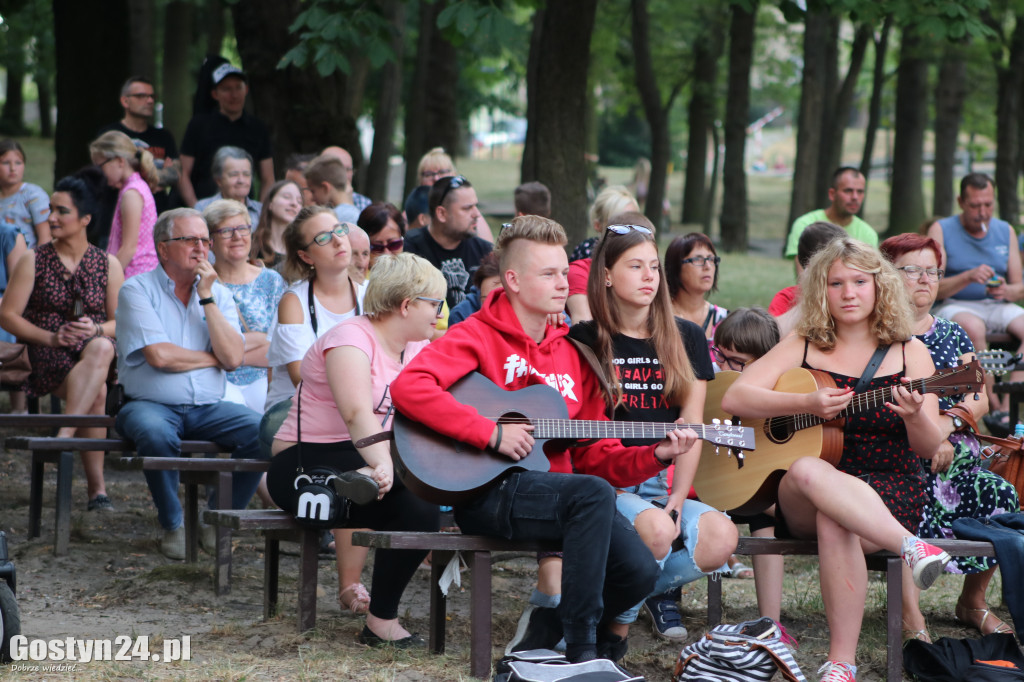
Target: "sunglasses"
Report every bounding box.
[606,224,653,235]
[304,223,350,248]
[416,296,445,316]
[438,175,468,205]
[369,237,405,254]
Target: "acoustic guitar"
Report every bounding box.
[391,371,756,505]
[693,360,985,515]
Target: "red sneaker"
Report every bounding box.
[902,537,951,590]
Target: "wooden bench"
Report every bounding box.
[707,536,997,681]
[352,530,559,679]
[4,435,267,558]
[202,509,320,630]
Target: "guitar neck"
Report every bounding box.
[530,419,707,441]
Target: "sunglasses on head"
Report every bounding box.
[438,175,468,205]
[369,237,405,254]
[606,224,653,236]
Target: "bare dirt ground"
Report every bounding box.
[0,431,1010,681]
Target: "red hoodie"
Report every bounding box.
[391,289,666,487]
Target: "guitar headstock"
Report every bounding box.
[702,422,756,451]
[924,359,985,397]
[977,350,1022,377]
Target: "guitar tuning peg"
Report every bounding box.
[973,393,981,401]
[724,419,732,426]
[714,446,720,455]
[712,418,721,425]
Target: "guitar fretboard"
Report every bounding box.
[527,419,709,441]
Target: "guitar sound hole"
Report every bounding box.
[764,417,794,444]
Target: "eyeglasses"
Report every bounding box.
[438,175,468,205]
[369,237,404,254]
[710,345,748,371]
[162,235,212,248]
[212,225,252,240]
[682,255,721,267]
[897,265,944,282]
[606,224,653,236]
[304,223,350,248]
[126,93,156,100]
[416,296,445,316]
[421,168,453,180]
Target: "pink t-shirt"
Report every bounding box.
[107,172,158,278]
[275,315,429,443]
[568,258,591,297]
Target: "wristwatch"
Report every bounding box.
[949,414,965,430]
[198,296,215,306]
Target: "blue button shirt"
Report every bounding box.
[116,265,243,405]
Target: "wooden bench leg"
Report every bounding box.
[214,471,232,596]
[296,527,319,632]
[430,550,453,655]
[707,574,722,626]
[28,451,45,539]
[53,451,73,556]
[264,535,280,621]
[184,476,200,563]
[469,550,492,680]
[886,556,903,682]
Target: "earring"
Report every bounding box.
[605,281,611,287]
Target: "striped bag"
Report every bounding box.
[674,618,806,682]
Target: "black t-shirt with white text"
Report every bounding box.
[569,318,714,446]
[404,226,493,309]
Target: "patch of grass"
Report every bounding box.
[143,563,211,585]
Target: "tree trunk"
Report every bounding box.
[932,50,967,218]
[704,120,721,235]
[786,4,828,234]
[54,0,131,180]
[521,0,598,247]
[819,22,871,202]
[859,15,893,215]
[365,0,405,203]
[630,0,673,228]
[888,29,929,236]
[161,0,194,144]
[992,16,1024,225]
[204,0,226,57]
[128,0,156,80]
[682,13,725,226]
[230,0,357,177]
[814,13,840,205]
[403,1,458,197]
[720,0,757,252]
[35,69,52,138]
[0,57,26,136]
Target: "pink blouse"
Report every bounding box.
[107,172,158,278]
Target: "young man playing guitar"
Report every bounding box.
[391,215,698,665]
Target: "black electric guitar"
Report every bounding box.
[693,360,985,515]
[391,372,756,505]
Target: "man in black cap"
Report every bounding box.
[179,63,274,206]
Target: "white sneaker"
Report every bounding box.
[161,527,186,560]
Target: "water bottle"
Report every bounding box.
[1014,422,1024,440]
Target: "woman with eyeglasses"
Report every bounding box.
[665,232,727,347]
[203,200,287,413]
[0,176,125,511]
[90,130,160,278]
[722,238,950,682]
[880,233,1017,642]
[193,146,262,227]
[565,212,737,645]
[357,202,406,269]
[268,253,444,646]
[250,180,303,269]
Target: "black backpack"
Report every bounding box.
[904,633,1024,681]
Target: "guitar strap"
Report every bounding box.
[853,344,891,394]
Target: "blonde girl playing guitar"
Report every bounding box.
[721,238,951,682]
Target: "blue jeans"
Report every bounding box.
[953,513,1024,632]
[454,471,658,647]
[116,400,264,530]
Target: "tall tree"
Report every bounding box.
[681,8,726,226]
[161,0,194,142]
[719,0,757,252]
[888,27,929,235]
[364,0,405,203]
[982,9,1024,225]
[128,0,155,81]
[630,0,689,227]
[786,2,828,232]
[932,48,967,217]
[53,0,131,180]
[522,0,599,246]
[859,15,894,212]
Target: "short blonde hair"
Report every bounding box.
[417,147,455,179]
[589,185,638,229]
[363,253,446,318]
[796,238,913,350]
[202,199,249,231]
[494,215,567,274]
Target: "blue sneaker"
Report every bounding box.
[642,591,687,641]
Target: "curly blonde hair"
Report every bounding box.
[795,238,913,350]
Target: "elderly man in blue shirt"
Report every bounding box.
[115,207,263,560]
